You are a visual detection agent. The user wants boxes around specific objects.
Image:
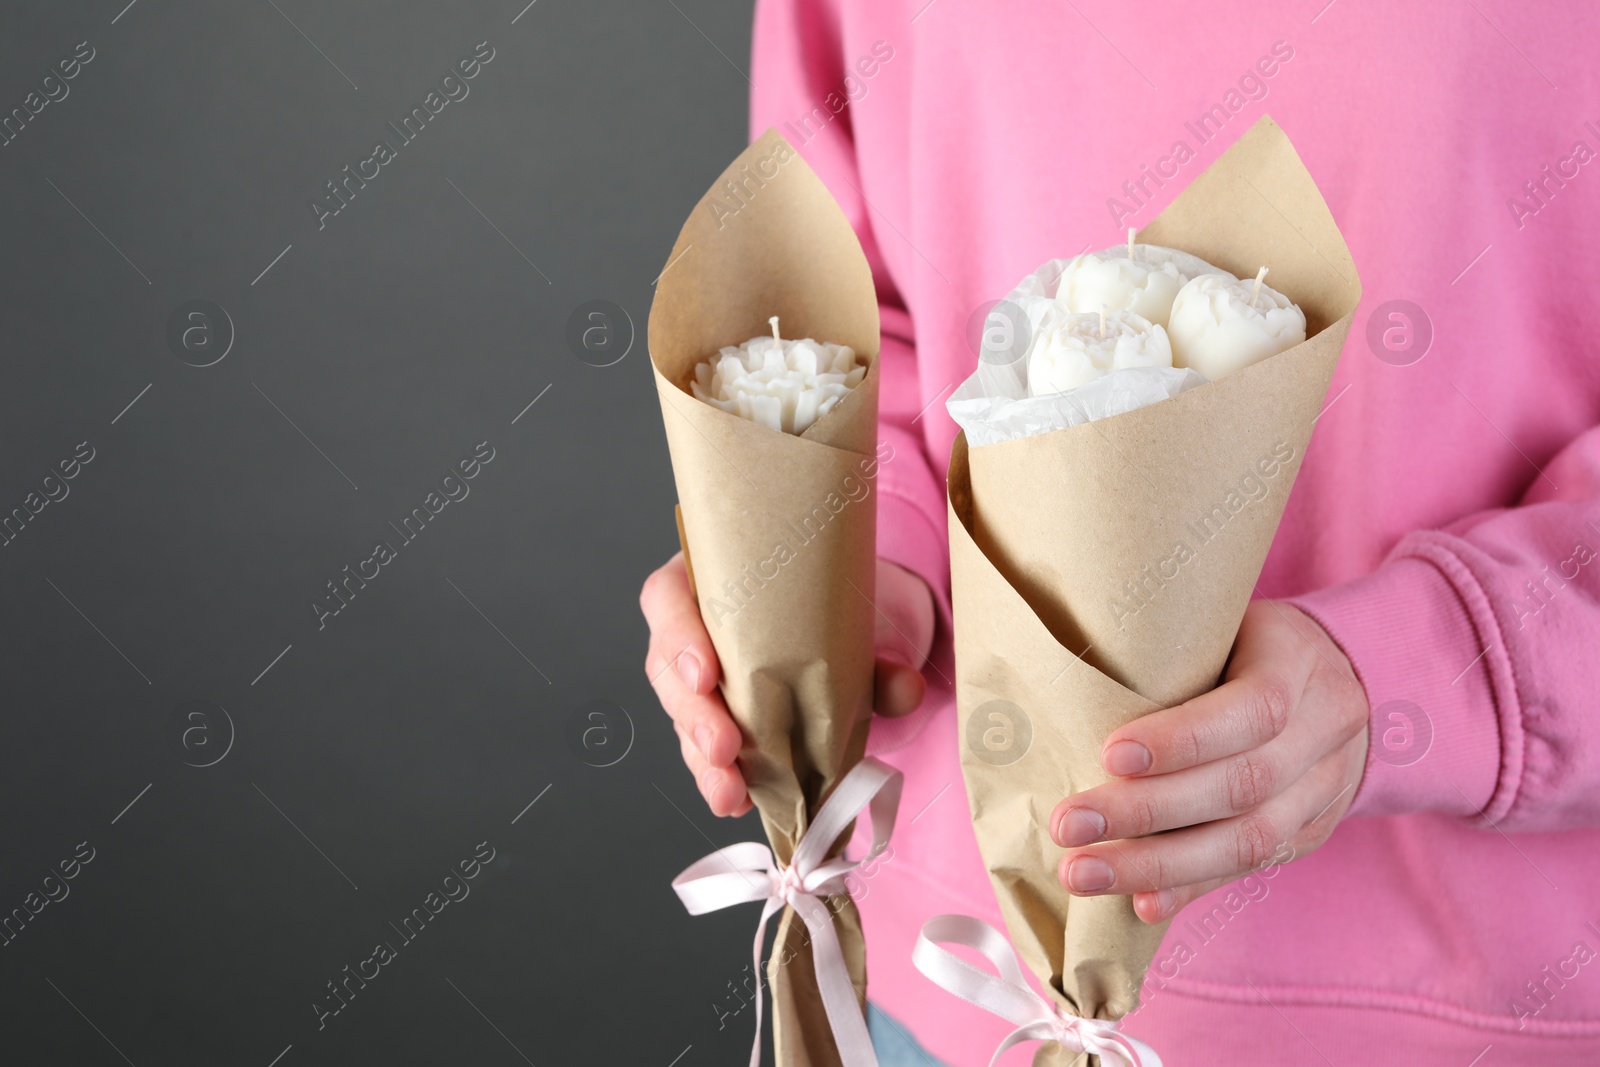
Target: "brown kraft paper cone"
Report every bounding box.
[950,115,1363,1066]
[649,128,884,1067]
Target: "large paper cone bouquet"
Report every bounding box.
[934,116,1362,1066]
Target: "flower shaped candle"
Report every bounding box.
[1167,266,1307,380]
[690,316,865,434]
[1027,308,1173,397]
[1053,230,1233,327]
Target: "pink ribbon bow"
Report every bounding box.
[672,756,903,1067]
[913,914,1163,1067]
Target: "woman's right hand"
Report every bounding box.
[640,552,935,817]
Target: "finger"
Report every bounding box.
[674,721,751,817]
[1291,731,1366,845]
[1058,753,1349,895]
[640,554,721,697]
[1100,614,1314,777]
[1124,737,1366,919]
[1051,741,1309,846]
[645,640,743,768]
[874,656,926,718]
[1131,877,1232,924]
[641,555,740,768]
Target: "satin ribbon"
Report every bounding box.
[672,756,903,1067]
[913,914,1163,1067]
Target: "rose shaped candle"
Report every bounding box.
[1027,308,1173,397]
[1168,266,1307,380]
[1053,230,1234,327]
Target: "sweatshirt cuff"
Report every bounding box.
[1285,556,1502,820]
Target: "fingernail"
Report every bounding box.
[1103,740,1151,776]
[1066,856,1115,893]
[1052,807,1105,848]
[1152,888,1175,920]
[693,725,714,760]
[676,651,701,692]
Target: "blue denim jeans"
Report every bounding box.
[867,1002,951,1067]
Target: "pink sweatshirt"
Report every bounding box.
[750,2,1600,1063]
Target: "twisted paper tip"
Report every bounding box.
[671,756,904,1067]
[912,914,1163,1067]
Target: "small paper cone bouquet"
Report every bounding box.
[651,130,899,1067]
[928,116,1362,1066]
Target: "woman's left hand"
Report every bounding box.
[1049,600,1371,924]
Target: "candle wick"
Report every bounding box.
[1250,266,1269,310]
[769,315,781,343]
[1127,227,1136,260]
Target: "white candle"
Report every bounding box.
[1053,232,1233,327]
[1027,308,1173,397]
[1167,268,1307,380]
[690,316,865,434]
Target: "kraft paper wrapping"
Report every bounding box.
[649,129,882,1067]
[950,116,1362,1066]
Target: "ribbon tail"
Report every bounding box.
[746,897,783,1067]
[791,894,877,1067]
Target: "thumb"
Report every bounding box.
[870,560,936,718]
[873,650,926,718]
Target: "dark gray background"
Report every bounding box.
[0,1,766,1063]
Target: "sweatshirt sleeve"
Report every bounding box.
[1287,424,1600,832]
[749,0,955,752]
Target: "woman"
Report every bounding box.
[642,2,1600,1062]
